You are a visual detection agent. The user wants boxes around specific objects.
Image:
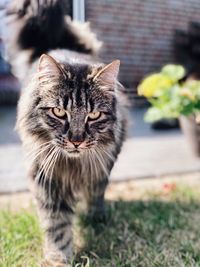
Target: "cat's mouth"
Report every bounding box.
[55,139,96,157]
[68,149,81,153]
[65,148,83,157]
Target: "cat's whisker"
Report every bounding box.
[60,155,66,197]
[87,150,94,183]
[27,143,52,160]
[27,144,53,168]
[97,146,115,161]
[41,147,58,184]
[93,148,109,177]
[38,146,59,208]
[25,141,52,158]
[44,146,57,179]
[46,147,60,206]
[35,145,56,185]
[49,148,61,184]
[89,149,98,182]
[50,148,61,214]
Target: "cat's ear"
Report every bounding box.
[38,54,65,82]
[94,60,120,89]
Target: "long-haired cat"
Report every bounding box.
[6,0,127,265]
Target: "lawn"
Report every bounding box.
[1,181,200,267]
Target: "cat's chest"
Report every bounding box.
[54,156,90,181]
[53,155,106,184]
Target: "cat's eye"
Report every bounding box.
[87,111,101,121]
[51,108,67,119]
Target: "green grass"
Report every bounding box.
[1,185,200,266]
[0,209,43,267]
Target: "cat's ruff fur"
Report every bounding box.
[6,0,127,265]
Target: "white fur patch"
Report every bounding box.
[65,16,103,55]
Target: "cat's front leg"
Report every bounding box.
[36,192,75,265]
[84,178,108,221]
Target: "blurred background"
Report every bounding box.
[1,0,200,193]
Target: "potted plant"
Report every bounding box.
[138,64,200,157]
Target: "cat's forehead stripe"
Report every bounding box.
[63,96,68,109]
[75,84,82,107]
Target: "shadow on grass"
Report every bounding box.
[1,194,200,267]
[76,199,200,267]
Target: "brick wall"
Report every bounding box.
[86,0,200,93]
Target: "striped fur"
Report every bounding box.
[8,0,127,264]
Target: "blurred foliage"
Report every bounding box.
[138,64,200,122]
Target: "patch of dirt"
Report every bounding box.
[106,172,200,200]
[0,191,33,211]
[1,172,200,210]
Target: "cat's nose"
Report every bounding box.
[68,131,85,148]
[71,141,82,148]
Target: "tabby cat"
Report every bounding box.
[6,0,127,265]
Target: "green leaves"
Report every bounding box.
[144,107,164,122]
[161,65,185,82]
[137,64,200,122]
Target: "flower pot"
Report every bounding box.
[179,115,200,157]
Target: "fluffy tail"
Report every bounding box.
[5,0,102,77]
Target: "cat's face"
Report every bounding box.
[26,54,120,157]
